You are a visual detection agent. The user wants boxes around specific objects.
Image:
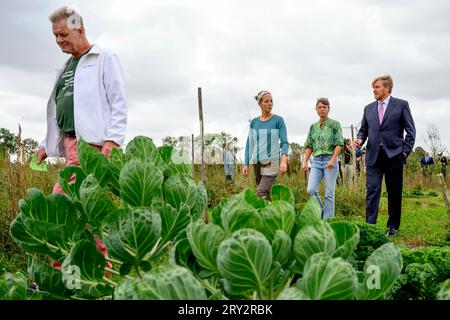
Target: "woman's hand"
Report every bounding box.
[242,165,248,177]
[302,162,309,172]
[326,159,335,169]
[279,160,288,175]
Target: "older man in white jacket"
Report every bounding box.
[35,6,127,269]
[36,6,127,193]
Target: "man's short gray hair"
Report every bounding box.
[49,6,84,28]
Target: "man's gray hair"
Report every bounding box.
[49,6,84,29]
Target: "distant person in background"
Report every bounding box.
[353,74,416,237]
[438,152,448,179]
[343,138,355,187]
[224,142,236,183]
[355,147,366,175]
[302,97,344,219]
[243,90,289,199]
[421,152,434,180]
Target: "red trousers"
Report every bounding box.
[52,136,112,273]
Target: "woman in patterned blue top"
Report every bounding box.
[243,90,289,199]
[302,97,344,219]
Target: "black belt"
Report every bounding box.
[64,131,76,138]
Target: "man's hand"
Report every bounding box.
[352,138,362,149]
[279,160,288,175]
[36,148,47,164]
[242,165,248,177]
[101,140,119,158]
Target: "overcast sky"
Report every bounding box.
[1,0,449,161]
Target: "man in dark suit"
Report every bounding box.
[421,152,434,167]
[421,152,434,180]
[353,75,416,237]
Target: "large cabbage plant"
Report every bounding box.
[3,135,407,300]
[7,136,207,299]
[171,185,405,300]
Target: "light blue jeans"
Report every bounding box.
[307,155,339,219]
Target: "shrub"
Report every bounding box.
[351,222,390,270]
[401,246,450,282]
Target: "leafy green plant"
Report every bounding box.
[437,279,450,300]
[7,136,206,299]
[401,246,450,283]
[387,246,450,300]
[351,222,390,270]
[173,184,404,300]
[0,272,28,300]
[4,137,405,300]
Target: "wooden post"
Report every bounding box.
[351,124,357,188]
[437,173,450,220]
[198,87,208,223]
[191,134,195,174]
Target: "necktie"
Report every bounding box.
[378,102,384,124]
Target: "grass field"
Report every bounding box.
[335,192,449,248]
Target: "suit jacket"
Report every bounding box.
[357,96,416,167]
[421,156,434,166]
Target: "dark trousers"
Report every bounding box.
[253,163,277,200]
[366,148,404,230]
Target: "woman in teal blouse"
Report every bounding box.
[302,98,344,219]
[243,90,289,199]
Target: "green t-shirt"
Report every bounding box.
[55,50,90,133]
[305,118,344,157]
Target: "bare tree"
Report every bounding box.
[425,124,446,157]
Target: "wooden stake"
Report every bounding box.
[351,124,357,188]
[198,87,208,223]
[191,133,195,174]
[437,173,450,220]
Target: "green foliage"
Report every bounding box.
[329,221,360,260]
[403,263,439,299]
[217,229,274,298]
[0,128,18,155]
[114,265,207,300]
[299,253,358,300]
[176,186,403,300]
[356,243,403,300]
[401,246,450,282]
[352,222,390,270]
[270,184,295,207]
[260,201,296,241]
[6,136,204,299]
[293,222,336,273]
[187,220,225,275]
[0,271,28,300]
[386,246,450,300]
[437,279,450,300]
[3,135,407,300]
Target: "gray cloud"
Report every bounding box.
[0,0,449,159]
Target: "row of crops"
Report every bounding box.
[1,136,449,300]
